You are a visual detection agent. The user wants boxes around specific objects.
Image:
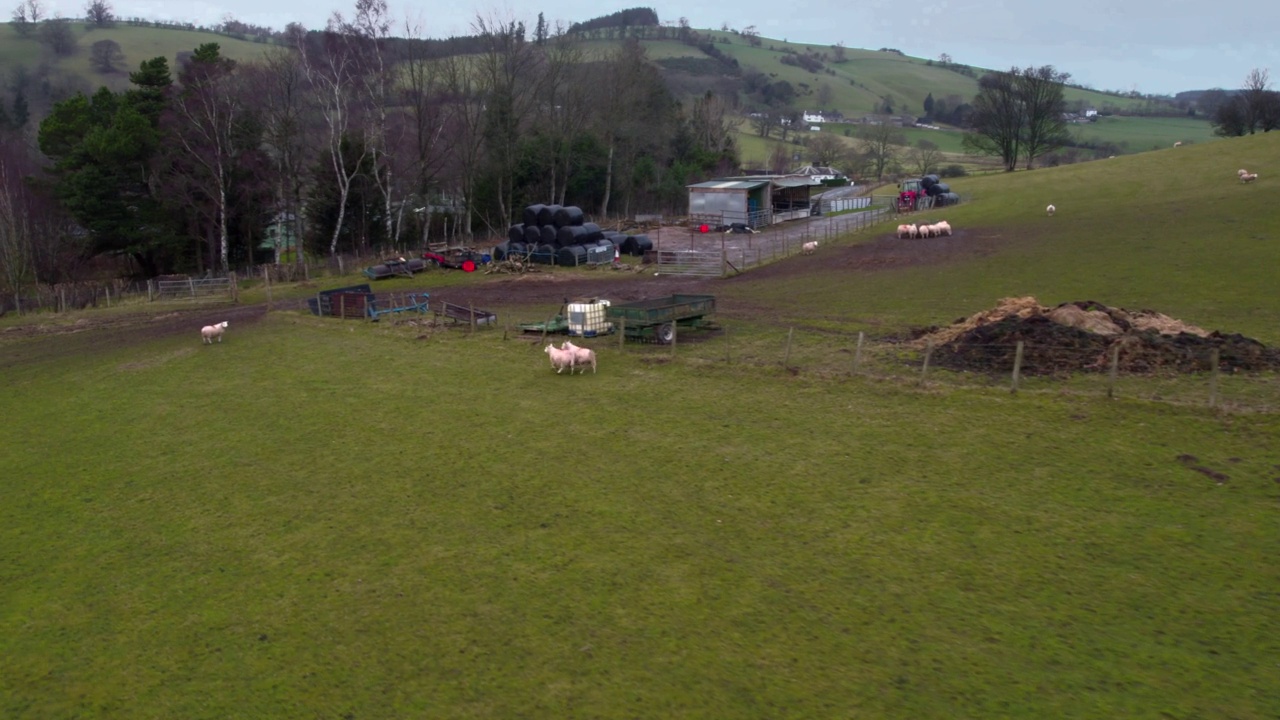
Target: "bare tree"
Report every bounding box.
[248,48,314,266]
[88,38,124,73]
[806,132,848,166]
[1240,68,1279,133]
[438,53,488,238]
[168,43,242,272]
[399,15,450,223]
[11,0,43,36]
[83,0,113,28]
[767,143,792,174]
[906,139,942,175]
[750,111,776,139]
[39,16,77,56]
[1017,65,1071,169]
[473,14,539,228]
[857,123,904,179]
[298,28,369,256]
[962,70,1024,171]
[332,0,404,247]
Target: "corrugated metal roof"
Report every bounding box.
[687,180,769,190]
[772,177,816,188]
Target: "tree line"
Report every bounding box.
[0,2,739,292]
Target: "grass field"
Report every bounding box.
[1,75,1278,720]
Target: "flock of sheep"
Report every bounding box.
[896,220,953,239]
[544,340,597,374]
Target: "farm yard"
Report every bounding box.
[2,134,1279,718]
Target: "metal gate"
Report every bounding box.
[653,249,723,277]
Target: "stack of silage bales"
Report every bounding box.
[921,174,961,207]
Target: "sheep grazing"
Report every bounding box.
[934,220,952,237]
[1237,168,1249,178]
[802,241,818,255]
[1241,172,1258,183]
[896,223,915,239]
[1046,204,1056,216]
[201,321,229,344]
[560,340,597,374]
[919,224,936,238]
[1173,141,1182,147]
[544,343,576,374]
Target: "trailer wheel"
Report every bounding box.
[654,323,675,345]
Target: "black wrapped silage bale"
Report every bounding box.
[630,235,653,256]
[620,236,637,255]
[508,224,525,243]
[603,231,626,244]
[540,225,557,244]
[492,242,508,261]
[537,204,562,227]
[920,176,936,190]
[524,224,542,244]
[508,241,527,256]
[523,204,547,227]
[555,244,588,267]
[941,192,961,206]
[556,225,591,247]
[552,205,585,228]
[927,182,951,197]
[582,222,603,242]
[532,243,556,264]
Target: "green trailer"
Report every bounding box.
[606,294,716,344]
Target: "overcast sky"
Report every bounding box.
[42,0,1277,95]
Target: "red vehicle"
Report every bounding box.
[422,248,487,272]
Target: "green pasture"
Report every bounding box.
[2,74,1279,720]
[722,132,1280,346]
[0,21,276,94]
[1071,115,1219,152]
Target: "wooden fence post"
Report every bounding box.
[339,293,346,320]
[724,324,731,364]
[920,340,934,385]
[619,318,626,351]
[230,272,238,303]
[853,331,864,374]
[1209,348,1220,408]
[1107,345,1119,398]
[1011,341,1024,394]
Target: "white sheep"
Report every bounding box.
[1046,204,1056,216]
[1241,172,1258,183]
[934,220,952,236]
[560,340,597,374]
[201,321,229,344]
[896,223,914,239]
[1237,168,1249,177]
[544,343,576,374]
[802,241,818,255]
[1173,141,1182,147]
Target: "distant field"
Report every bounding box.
[1071,115,1219,151]
[0,21,280,95]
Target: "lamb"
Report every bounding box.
[1238,168,1249,177]
[1241,172,1258,183]
[201,321,229,344]
[544,343,575,374]
[560,340,597,374]
[934,220,952,236]
[802,241,818,255]
[896,223,915,239]
[1046,204,1056,216]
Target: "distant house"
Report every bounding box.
[1084,107,1098,118]
[803,111,826,123]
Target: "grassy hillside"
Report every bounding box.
[2,123,1278,719]
[724,132,1280,344]
[0,22,280,98]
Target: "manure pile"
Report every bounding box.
[916,297,1280,375]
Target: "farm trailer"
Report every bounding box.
[606,294,716,344]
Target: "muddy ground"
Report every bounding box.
[5,224,1276,376]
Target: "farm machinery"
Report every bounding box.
[897,174,960,212]
[520,294,717,344]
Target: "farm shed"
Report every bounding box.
[687,175,816,228]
